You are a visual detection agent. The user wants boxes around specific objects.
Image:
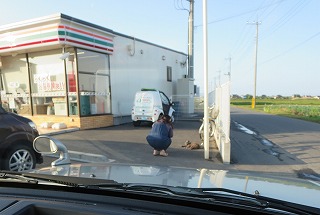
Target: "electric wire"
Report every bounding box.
[173,0,190,62]
[260,0,311,40]
[260,31,320,64]
[182,0,316,89]
[230,0,285,65]
[194,0,289,27]
[218,0,312,76]
[174,0,189,12]
[217,1,284,73]
[258,0,284,22]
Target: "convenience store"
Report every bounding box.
[0,14,191,129]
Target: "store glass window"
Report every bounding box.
[0,54,31,114]
[29,49,67,116]
[78,49,111,115]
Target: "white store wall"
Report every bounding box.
[110,35,188,117]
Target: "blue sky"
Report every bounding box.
[1,0,319,96]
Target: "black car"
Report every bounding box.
[0,106,42,171]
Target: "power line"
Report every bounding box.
[260,0,311,40]
[205,0,315,88]
[173,0,189,12]
[218,0,310,73]
[194,0,288,27]
[257,0,284,22]
[260,31,320,64]
[218,1,285,71]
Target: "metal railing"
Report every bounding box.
[172,86,231,164]
[213,82,231,164]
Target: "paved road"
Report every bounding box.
[230,107,320,176]
[38,120,228,170]
[37,108,320,180]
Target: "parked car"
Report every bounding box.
[131,89,175,126]
[0,106,42,171]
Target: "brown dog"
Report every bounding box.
[182,140,201,150]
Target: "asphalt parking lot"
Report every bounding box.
[38,120,229,170]
[37,115,320,180]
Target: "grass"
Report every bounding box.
[231,98,320,124]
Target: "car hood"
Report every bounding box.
[32,162,320,208]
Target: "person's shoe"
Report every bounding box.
[160,150,168,157]
[153,150,160,156]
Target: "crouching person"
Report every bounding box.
[146,115,173,157]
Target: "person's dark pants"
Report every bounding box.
[146,135,171,151]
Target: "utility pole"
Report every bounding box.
[188,0,194,78]
[202,0,209,159]
[217,70,221,86]
[225,57,231,81]
[247,21,261,109]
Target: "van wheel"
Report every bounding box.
[133,121,141,127]
[3,144,36,172]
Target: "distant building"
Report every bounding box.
[231,94,242,99]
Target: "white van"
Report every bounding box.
[131,89,175,126]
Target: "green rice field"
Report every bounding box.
[231,98,320,124]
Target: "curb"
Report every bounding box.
[44,150,111,163]
[39,127,80,136]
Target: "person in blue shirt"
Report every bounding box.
[146,115,173,157]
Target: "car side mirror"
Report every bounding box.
[33,135,70,167]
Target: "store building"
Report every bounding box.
[0,14,192,129]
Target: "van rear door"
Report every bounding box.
[159,91,171,115]
[133,91,154,119]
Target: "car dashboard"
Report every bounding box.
[0,187,233,215]
[1,184,303,215]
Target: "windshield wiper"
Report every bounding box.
[85,183,268,207]
[0,171,117,187]
[199,187,320,215]
[0,172,38,184]
[85,183,320,215]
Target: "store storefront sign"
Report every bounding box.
[0,14,114,55]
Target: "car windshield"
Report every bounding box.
[0,0,319,211]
